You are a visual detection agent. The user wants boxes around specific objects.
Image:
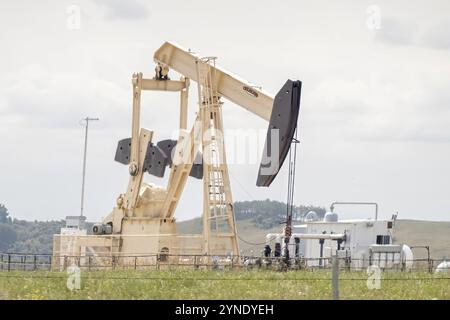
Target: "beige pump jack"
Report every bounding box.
[52,41,302,267]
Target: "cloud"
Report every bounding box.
[0,61,192,150]
[375,18,417,46]
[92,0,149,21]
[375,16,450,51]
[306,75,450,144]
[0,65,116,127]
[419,19,450,50]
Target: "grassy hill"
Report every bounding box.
[393,219,450,259]
[2,199,449,260]
[177,218,450,259]
[177,217,282,255]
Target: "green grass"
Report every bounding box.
[0,269,449,300]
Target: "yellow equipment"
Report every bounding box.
[52,42,302,267]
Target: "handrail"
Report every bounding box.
[330,202,378,220]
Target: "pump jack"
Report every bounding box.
[53,42,302,263]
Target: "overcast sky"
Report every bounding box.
[1,0,449,222]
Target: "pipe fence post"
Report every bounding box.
[332,254,339,300]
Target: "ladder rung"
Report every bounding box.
[213,233,235,238]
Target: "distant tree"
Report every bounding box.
[0,204,12,224]
[7,219,65,254]
[0,223,17,251]
[233,200,326,229]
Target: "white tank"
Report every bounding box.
[435,260,450,273]
[265,233,282,245]
[402,244,413,270]
[305,211,318,222]
[323,212,338,222]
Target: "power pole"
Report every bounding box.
[80,117,99,217]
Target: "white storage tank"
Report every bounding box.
[402,244,414,270]
[305,211,319,222]
[435,260,450,273]
[323,212,338,222]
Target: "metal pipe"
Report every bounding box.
[80,117,99,217]
[292,233,346,240]
[294,238,300,258]
[266,233,346,241]
[319,239,324,267]
[330,201,378,220]
[410,245,431,273]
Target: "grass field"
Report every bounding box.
[1,218,447,300]
[0,269,449,300]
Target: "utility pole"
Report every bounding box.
[80,117,99,217]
